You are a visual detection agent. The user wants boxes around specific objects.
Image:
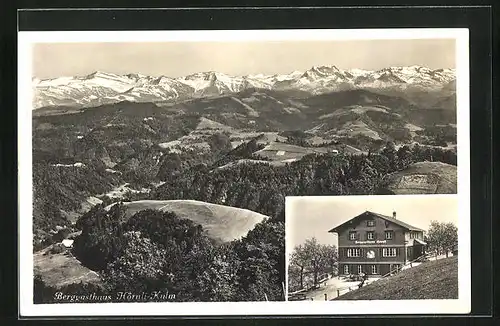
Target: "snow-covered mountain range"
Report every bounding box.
[32,65,456,109]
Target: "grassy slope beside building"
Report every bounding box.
[333,256,458,300]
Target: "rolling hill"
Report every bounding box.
[105,200,269,243]
[254,142,333,162]
[376,161,457,195]
[34,245,101,289]
[334,256,458,300]
[31,77,458,250]
[33,87,456,152]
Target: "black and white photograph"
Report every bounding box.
[18,28,470,316]
[286,195,461,302]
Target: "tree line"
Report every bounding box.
[288,238,338,292]
[151,142,457,221]
[426,221,458,257]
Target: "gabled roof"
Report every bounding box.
[328,210,425,233]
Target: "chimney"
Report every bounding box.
[392,211,397,219]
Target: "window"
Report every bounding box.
[367,231,375,240]
[385,231,394,240]
[349,231,357,240]
[410,232,422,239]
[358,265,363,274]
[344,265,349,274]
[347,248,361,257]
[382,248,397,257]
[371,265,377,274]
[367,220,375,227]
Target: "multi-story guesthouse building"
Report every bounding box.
[328,210,427,277]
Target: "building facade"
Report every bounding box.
[329,211,426,277]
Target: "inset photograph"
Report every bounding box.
[286,195,461,301]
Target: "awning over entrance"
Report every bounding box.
[413,239,427,246]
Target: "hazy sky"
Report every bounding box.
[33,39,456,79]
[286,195,458,251]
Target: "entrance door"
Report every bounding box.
[379,264,390,276]
[407,247,413,261]
[413,245,423,259]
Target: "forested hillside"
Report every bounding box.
[35,204,284,302]
[151,143,457,220]
[31,83,458,302]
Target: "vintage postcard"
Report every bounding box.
[18,28,469,316]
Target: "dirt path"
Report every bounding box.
[303,277,380,301]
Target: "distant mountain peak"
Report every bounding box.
[311,64,340,71]
[126,72,148,79]
[85,70,116,78]
[32,65,456,109]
